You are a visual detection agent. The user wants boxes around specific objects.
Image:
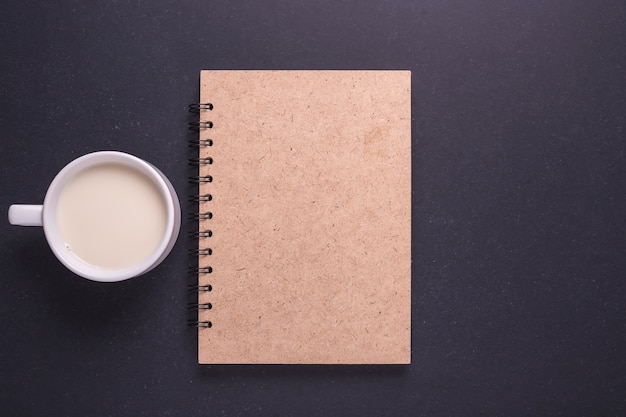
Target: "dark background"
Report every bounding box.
[1,0,624,415]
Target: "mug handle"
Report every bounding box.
[8,205,43,227]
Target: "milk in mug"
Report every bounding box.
[56,163,168,270]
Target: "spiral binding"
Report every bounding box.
[188,157,213,165]
[188,175,213,183]
[189,248,212,256]
[188,212,212,220]
[188,121,213,131]
[188,230,212,238]
[188,302,213,310]
[188,103,213,113]
[187,319,213,328]
[188,139,213,147]
[188,266,213,274]
[188,102,213,329]
[187,283,213,292]
[189,194,213,202]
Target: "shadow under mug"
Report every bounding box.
[8,151,181,282]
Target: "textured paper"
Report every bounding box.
[197,70,411,364]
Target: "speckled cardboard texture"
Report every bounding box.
[197,70,411,364]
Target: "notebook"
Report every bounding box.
[192,70,411,364]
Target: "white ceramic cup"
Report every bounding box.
[8,151,181,282]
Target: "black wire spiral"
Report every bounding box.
[188,103,213,329]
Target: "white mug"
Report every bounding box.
[8,151,181,282]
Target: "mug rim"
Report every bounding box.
[42,151,178,282]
